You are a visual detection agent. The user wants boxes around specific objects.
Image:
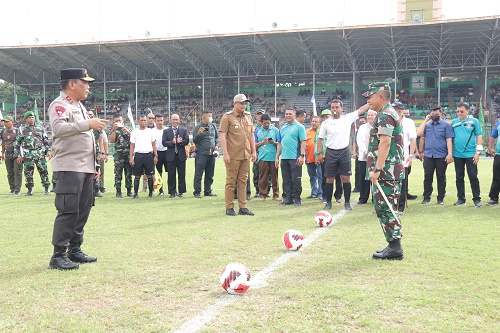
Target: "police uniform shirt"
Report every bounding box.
[48,91,96,174]
[219,110,254,160]
[130,128,155,153]
[451,115,482,158]
[318,111,359,150]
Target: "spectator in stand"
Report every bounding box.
[451,102,482,207]
[416,105,454,205]
[306,116,322,200]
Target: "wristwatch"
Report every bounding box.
[300,154,305,157]
[374,167,383,172]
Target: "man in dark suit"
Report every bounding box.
[162,114,189,198]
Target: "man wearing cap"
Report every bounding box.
[1,116,23,194]
[47,68,108,270]
[416,105,454,205]
[316,99,370,211]
[14,111,51,196]
[275,108,307,206]
[392,101,417,214]
[451,102,482,207]
[365,82,405,260]
[109,114,133,198]
[219,94,257,216]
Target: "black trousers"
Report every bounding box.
[358,160,371,203]
[52,171,94,247]
[423,156,448,201]
[281,159,302,200]
[354,158,361,191]
[193,154,216,195]
[156,150,168,193]
[398,167,409,211]
[454,157,481,201]
[488,155,500,201]
[166,154,186,194]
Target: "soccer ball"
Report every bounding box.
[282,229,304,251]
[315,210,333,227]
[220,263,251,295]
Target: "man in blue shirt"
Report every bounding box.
[255,114,280,200]
[416,105,455,205]
[451,102,483,207]
[275,108,306,206]
[487,120,500,206]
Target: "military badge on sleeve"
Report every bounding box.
[55,106,66,117]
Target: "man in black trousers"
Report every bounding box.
[162,114,189,198]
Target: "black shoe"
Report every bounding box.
[474,200,482,208]
[454,199,466,206]
[9,190,15,195]
[306,195,317,199]
[352,189,359,193]
[126,188,133,197]
[358,200,367,204]
[421,198,430,204]
[148,192,153,198]
[116,191,123,198]
[177,193,184,198]
[437,200,444,205]
[157,192,164,197]
[132,193,138,199]
[254,193,260,198]
[226,208,236,216]
[25,188,33,196]
[169,194,176,198]
[204,192,217,197]
[372,240,403,260]
[344,203,352,211]
[67,247,97,263]
[45,188,50,195]
[407,193,418,200]
[487,200,498,206]
[280,199,292,205]
[49,252,79,270]
[94,191,102,197]
[293,198,301,206]
[324,202,332,210]
[99,188,106,193]
[14,190,20,195]
[246,194,251,201]
[238,208,255,216]
[194,193,202,199]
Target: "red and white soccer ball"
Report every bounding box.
[315,210,333,227]
[282,229,304,251]
[220,263,251,295]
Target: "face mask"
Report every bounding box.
[431,115,440,122]
[208,117,213,124]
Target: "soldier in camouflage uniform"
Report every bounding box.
[365,82,405,260]
[109,114,133,198]
[87,110,105,197]
[14,111,51,196]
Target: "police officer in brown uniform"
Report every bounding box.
[48,68,108,270]
[219,94,257,216]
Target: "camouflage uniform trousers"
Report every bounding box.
[23,156,50,189]
[371,180,402,242]
[4,151,23,191]
[114,152,132,190]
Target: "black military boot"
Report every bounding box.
[68,245,97,263]
[126,187,133,197]
[44,187,50,195]
[116,189,123,198]
[372,239,403,260]
[25,188,33,196]
[48,246,79,270]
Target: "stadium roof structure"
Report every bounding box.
[0,16,499,88]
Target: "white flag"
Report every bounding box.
[310,94,317,116]
[127,102,135,129]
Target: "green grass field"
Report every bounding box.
[0,158,499,333]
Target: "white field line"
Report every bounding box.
[173,206,352,333]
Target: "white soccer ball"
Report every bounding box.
[282,229,304,251]
[220,263,251,295]
[315,210,333,227]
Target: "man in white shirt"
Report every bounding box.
[355,110,377,204]
[129,115,158,198]
[316,99,370,210]
[154,114,168,196]
[392,101,417,213]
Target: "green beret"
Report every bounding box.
[24,111,35,119]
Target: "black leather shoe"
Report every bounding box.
[293,198,301,206]
[372,240,403,260]
[226,208,236,216]
[126,188,133,197]
[116,191,123,198]
[194,193,202,199]
[204,192,217,197]
[169,194,176,198]
[49,252,79,270]
[344,203,352,211]
[94,191,102,197]
[407,193,418,200]
[238,208,255,216]
[67,248,97,263]
[177,193,184,198]
[132,193,138,199]
[148,192,153,198]
[280,200,292,205]
[323,202,332,210]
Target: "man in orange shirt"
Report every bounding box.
[306,116,322,200]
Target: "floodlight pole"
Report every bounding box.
[274,63,277,118]
[438,68,441,106]
[237,62,240,93]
